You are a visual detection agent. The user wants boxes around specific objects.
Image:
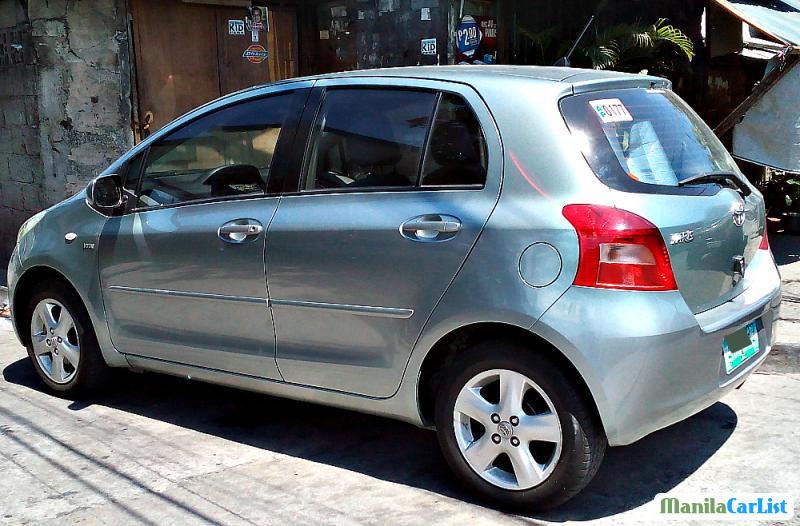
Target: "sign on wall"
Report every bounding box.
[456,15,480,57]
[246,6,268,42]
[456,15,497,64]
[246,6,269,32]
[228,19,245,36]
[243,44,269,63]
[421,38,437,56]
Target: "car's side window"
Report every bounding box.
[303,88,438,191]
[420,93,487,187]
[136,92,294,208]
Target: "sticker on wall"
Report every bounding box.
[246,6,269,32]
[243,44,269,64]
[421,38,437,56]
[589,98,633,123]
[420,7,431,20]
[378,0,398,13]
[228,19,245,36]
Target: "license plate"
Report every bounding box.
[722,321,760,374]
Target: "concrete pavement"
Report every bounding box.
[773,234,800,349]
[1,316,798,525]
[0,235,798,525]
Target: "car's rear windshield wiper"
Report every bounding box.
[678,171,751,196]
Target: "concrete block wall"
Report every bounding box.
[0,0,134,262]
[0,1,42,258]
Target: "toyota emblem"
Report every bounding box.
[732,204,745,227]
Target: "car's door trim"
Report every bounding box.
[269,298,414,319]
[107,285,267,304]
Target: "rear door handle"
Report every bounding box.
[402,220,461,233]
[218,219,263,243]
[400,214,461,241]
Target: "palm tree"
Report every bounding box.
[582,18,694,72]
[519,18,694,74]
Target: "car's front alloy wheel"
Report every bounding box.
[25,279,111,396]
[30,298,81,384]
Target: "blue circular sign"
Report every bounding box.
[456,16,481,56]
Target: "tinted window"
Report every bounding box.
[304,89,437,191]
[420,94,487,186]
[560,89,741,193]
[137,93,294,207]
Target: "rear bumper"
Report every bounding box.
[535,251,781,446]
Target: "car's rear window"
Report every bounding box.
[560,88,740,194]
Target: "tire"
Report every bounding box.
[24,279,111,397]
[434,340,606,511]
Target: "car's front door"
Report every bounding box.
[266,80,502,396]
[98,87,308,378]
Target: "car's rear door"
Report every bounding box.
[265,78,502,397]
[560,88,766,314]
[98,85,310,377]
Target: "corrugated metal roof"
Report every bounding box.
[733,60,800,171]
[713,0,800,45]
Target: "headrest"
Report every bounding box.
[347,134,403,166]
[430,121,481,165]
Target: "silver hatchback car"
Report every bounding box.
[8,66,781,510]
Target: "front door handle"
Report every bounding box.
[218,219,263,243]
[400,214,461,242]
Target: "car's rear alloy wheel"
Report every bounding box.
[30,299,81,384]
[435,341,606,511]
[453,368,562,490]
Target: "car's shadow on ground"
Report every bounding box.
[3,358,737,521]
[771,233,800,267]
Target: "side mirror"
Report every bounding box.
[87,174,123,213]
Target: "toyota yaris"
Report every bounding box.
[8,66,781,510]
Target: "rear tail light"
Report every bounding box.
[759,228,770,251]
[562,204,678,291]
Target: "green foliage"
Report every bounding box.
[786,178,800,209]
[518,18,694,74]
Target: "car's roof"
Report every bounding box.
[246,65,666,93]
[313,65,633,83]
[311,65,592,82]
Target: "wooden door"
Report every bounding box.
[131,0,299,138]
[216,6,269,95]
[130,0,221,134]
[216,5,298,95]
[265,6,298,82]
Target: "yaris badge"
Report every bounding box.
[670,230,694,245]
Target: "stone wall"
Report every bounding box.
[0,0,133,262]
[0,1,41,261]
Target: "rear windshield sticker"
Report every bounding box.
[589,98,633,123]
